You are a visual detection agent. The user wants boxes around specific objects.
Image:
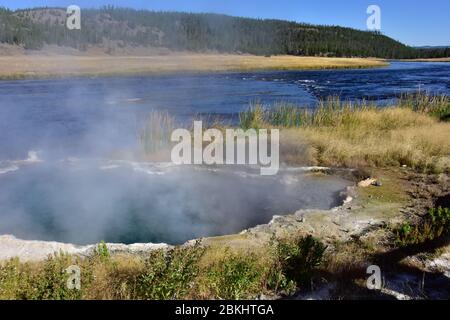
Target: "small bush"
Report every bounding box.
[204,250,264,299]
[0,258,35,299]
[194,236,328,299]
[0,253,83,300]
[276,235,327,286]
[395,207,450,247]
[431,104,450,121]
[95,241,111,263]
[135,241,205,300]
[35,253,82,300]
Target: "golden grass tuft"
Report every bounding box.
[282,108,450,173]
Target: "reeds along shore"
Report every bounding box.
[139,93,450,174]
[237,93,450,173]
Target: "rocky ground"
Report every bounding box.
[0,235,170,262]
[204,168,450,299]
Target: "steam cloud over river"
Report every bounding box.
[0,158,350,245]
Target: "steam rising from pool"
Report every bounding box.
[0,155,350,245]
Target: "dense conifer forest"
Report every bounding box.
[1,7,449,58]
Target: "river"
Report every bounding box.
[0,61,448,160]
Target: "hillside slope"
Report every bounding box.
[1,7,449,59]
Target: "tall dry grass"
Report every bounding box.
[138,94,450,172]
[286,109,450,173]
[398,93,450,121]
[239,94,450,173]
[139,111,176,155]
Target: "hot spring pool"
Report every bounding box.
[0,158,351,245]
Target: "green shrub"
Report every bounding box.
[395,207,450,247]
[0,237,327,300]
[0,258,35,299]
[35,253,82,300]
[0,253,83,300]
[95,241,111,263]
[431,104,450,121]
[135,241,205,300]
[276,235,327,286]
[203,236,327,299]
[205,250,263,299]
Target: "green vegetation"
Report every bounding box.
[0,253,82,300]
[240,94,450,129]
[395,207,450,247]
[239,103,267,130]
[275,235,327,286]
[397,93,450,121]
[0,236,326,300]
[1,7,449,59]
[204,250,267,299]
[95,241,111,262]
[135,241,205,299]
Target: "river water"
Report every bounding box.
[0,61,449,160]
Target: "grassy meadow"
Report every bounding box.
[0,54,387,79]
[405,58,450,62]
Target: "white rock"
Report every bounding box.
[0,234,169,262]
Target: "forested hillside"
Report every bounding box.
[1,7,449,59]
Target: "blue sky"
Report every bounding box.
[1,0,449,46]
